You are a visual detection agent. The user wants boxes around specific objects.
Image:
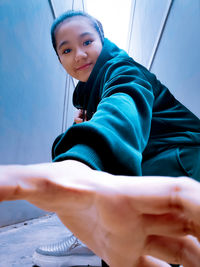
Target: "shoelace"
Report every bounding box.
[39,234,80,253]
[65,235,80,250]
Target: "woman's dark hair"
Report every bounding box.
[51,10,104,55]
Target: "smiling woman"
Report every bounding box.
[1,6,200,267]
[52,14,103,82]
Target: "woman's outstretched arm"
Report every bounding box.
[0,160,200,267]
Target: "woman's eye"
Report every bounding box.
[83,40,92,46]
[63,48,71,54]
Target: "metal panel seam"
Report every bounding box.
[48,0,56,18]
[62,75,69,132]
[148,0,174,71]
[127,0,137,54]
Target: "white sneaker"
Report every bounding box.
[32,234,101,267]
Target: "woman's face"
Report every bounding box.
[55,16,103,82]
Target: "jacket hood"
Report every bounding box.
[73,38,128,109]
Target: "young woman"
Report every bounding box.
[51,10,200,180]
[1,10,200,267]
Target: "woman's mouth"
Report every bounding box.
[76,63,92,71]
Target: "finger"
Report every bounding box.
[111,176,200,215]
[0,166,21,201]
[142,213,200,240]
[74,117,83,124]
[137,255,170,267]
[144,234,200,267]
[74,108,83,117]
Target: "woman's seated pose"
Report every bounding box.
[1,10,200,267]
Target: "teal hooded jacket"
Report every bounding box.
[52,38,200,176]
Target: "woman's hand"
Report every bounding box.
[91,173,200,266]
[74,109,87,124]
[0,161,200,266]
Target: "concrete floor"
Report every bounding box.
[0,214,101,267]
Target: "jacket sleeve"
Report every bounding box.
[52,61,154,176]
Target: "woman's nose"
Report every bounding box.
[74,48,87,61]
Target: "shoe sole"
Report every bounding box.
[32,252,101,267]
